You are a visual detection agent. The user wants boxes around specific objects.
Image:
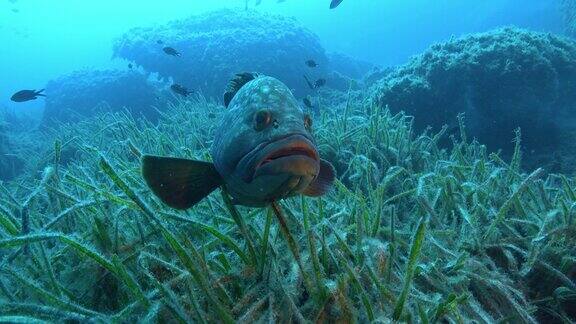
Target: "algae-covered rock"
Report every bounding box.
[372,27,576,172]
[113,9,329,99]
[42,69,159,126]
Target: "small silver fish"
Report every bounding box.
[142,73,335,209]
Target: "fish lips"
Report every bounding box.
[238,134,319,183]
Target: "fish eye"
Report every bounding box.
[254,110,272,131]
[304,114,313,131]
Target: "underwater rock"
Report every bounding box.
[372,27,576,172]
[113,9,329,99]
[42,69,160,125]
[362,66,394,88]
[327,52,376,80]
[324,71,360,92]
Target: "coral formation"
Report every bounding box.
[372,27,576,172]
[113,9,329,99]
[0,94,574,322]
[42,69,160,126]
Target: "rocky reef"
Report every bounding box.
[113,9,329,99]
[42,69,160,126]
[372,27,576,173]
[38,10,375,127]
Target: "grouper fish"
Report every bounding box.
[142,73,335,209]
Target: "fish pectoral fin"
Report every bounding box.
[302,159,336,197]
[142,155,223,210]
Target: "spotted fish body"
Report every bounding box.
[142,74,335,209]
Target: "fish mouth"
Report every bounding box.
[257,144,317,168]
[240,134,319,183]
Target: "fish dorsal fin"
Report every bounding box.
[302,159,336,197]
[142,155,223,210]
[224,72,259,108]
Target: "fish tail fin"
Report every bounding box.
[142,155,223,210]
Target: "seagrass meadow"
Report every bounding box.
[0,93,575,323]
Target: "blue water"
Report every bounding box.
[0,0,563,116]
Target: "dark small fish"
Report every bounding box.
[163,47,181,57]
[10,89,45,102]
[170,84,192,97]
[314,79,326,88]
[330,0,344,9]
[305,60,318,68]
[128,63,133,69]
[11,8,19,13]
[208,112,216,119]
[303,75,326,90]
[157,40,163,45]
[303,97,313,109]
[303,75,315,90]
